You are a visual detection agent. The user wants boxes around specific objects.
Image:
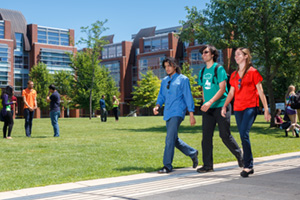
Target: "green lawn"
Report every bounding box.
[0,115,299,191]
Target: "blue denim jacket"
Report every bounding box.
[156,73,195,121]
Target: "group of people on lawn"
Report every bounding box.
[1,82,61,139]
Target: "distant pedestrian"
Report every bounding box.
[221,47,271,178]
[1,86,16,139]
[46,84,60,137]
[197,44,243,173]
[285,85,299,137]
[99,95,107,122]
[153,57,198,174]
[10,90,18,118]
[22,80,37,137]
[112,95,119,121]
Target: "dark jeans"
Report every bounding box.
[164,116,197,171]
[113,107,119,121]
[202,105,242,168]
[24,108,34,137]
[100,108,107,122]
[3,111,13,138]
[234,107,258,169]
[50,110,60,137]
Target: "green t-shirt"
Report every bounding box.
[198,63,228,108]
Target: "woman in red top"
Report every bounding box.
[221,47,271,178]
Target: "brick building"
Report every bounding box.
[0,8,78,118]
[101,26,231,116]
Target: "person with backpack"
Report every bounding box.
[285,85,299,137]
[197,45,243,173]
[291,89,300,123]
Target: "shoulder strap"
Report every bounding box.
[213,64,221,84]
[200,67,205,84]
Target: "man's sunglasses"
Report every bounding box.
[167,80,171,89]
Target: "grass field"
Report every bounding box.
[0,115,299,192]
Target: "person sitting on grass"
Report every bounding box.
[275,109,300,137]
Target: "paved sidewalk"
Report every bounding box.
[1,152,300,200]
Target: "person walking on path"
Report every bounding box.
[99,95,107,122]
[22,80,37,137]
[197,44,243,173]
[153,57,199,174]
[1,86,16,139]
[46,84,60,137]
[221,47,271,177]
[112,95,119,122]
[285,85,299,137]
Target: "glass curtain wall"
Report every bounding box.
[0,44,11,87]
[14,33,29,92]
[40,48,72,74]
[38,26,69,46]
[0,21,4,39]
[138,55,166,80]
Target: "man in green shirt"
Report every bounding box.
[197,45,243,173]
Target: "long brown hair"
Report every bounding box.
[233,47,253,79]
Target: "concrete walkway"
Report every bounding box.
[1,152,300,200]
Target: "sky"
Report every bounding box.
[1,0,211,49]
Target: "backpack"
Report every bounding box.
[200,64,230,93]
[290,92,300,109]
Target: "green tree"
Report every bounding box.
[29,62,53,109]
[131,71,161,114]
[69,51,119,114]
[77,20,109,119]
[181,62,202,106]
[180,0,300,126]
[53,70,73,111]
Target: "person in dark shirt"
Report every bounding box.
[46,84,60,137]
[99,95,107,122]
[1,85,16,139]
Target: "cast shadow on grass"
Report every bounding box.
[116,125,202,134]
[114,166,158,173]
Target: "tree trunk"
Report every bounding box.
[89,56,96,120]
[265,76,276,127]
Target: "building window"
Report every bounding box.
[116,45,122,57]
[37,26,69,46]
[0,44,10,88]
[138,55,166,80]
[40,48,73,74]
[0,21,4,39]
[101,61,120,88]
[143,36,169,53]
[102,48,108,59]
[14,33,30,91]
[190,50,205,77]
[102,43,123,59]
[144,40,151,53]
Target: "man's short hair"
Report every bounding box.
[27,80,33,84]
[49,84,56,91]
